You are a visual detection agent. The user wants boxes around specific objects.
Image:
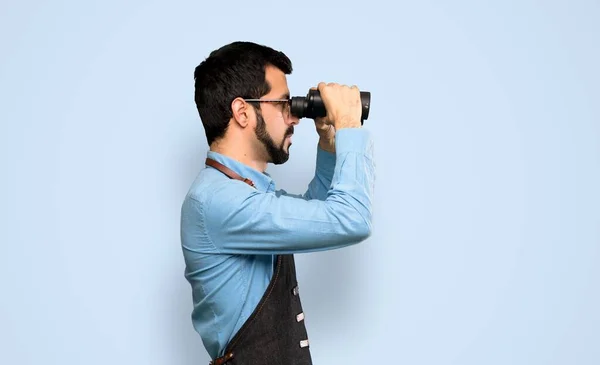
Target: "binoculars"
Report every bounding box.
[290,89,371,124]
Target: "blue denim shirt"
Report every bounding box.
[180,128,375,359]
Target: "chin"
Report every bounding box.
[271,151,290,165]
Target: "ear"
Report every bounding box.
[231,97,250,128]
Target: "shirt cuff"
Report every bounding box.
[335,128,373,155]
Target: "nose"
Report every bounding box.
[288,114,300,126]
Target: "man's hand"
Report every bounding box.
[315,116,336,153]
[317,82,362,130]
[309,86,336,153]
[310,82,362,153]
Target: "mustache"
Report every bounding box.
[286,126,294,136]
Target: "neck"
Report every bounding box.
[210,137,268,173]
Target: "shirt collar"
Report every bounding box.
[206,151,276,193]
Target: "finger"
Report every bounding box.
[314,116,326,125]
[314,116,333,126]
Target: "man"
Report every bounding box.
[180,41,375,365]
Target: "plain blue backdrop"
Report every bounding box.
[1,0,598,364]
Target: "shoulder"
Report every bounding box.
[181,169,260,252]
[183,168,262,217]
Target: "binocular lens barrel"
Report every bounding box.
[290,90,371,123]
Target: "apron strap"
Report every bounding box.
[205,158,255,188]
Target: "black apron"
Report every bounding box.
[206,158,313,365]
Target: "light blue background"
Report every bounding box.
[1,0,598,364]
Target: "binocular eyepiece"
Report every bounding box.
[290,89,371,124]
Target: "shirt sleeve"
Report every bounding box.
[197,128,375,255]
[301,145,336,201]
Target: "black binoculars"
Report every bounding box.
[290,89,371,124]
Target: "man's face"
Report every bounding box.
[253,65,299,165]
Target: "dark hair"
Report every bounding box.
[193,41,293,145]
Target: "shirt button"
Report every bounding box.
[299,339,309,348]
[296,312,304,322]
[292,285,299,296]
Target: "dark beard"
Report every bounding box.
[254,113,293,165]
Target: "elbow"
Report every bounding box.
[328,194,373,244]
[350,216,372,243]
[354,203,373,241]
